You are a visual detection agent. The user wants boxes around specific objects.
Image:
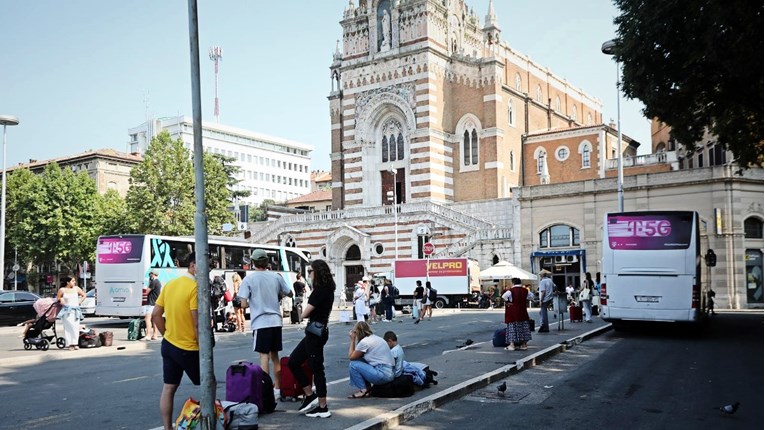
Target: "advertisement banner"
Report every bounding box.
[607,213,693,250]
[97,236,144,264]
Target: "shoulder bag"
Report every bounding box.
[305,320,325,337]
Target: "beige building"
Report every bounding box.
[7,149,141,197]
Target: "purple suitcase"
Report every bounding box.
[226,362,264,408]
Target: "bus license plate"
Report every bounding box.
[635,295,660,303]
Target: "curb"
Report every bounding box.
[0,340,150,367]
[344,323,613,430]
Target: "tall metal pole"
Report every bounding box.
[601,40,624,211]
[615,63,624,212]
[390,168,398,259]
[186,2,215,428]
[0,115,20,290]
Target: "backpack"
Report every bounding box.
[259,372,277,414]
[428,287,437,302]
[391,285,400,299]
[492,327,508,347]
[128,318,146,341]
[211,276,227,300]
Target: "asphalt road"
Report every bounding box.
[0,309,517,430]
[399,312,764,430]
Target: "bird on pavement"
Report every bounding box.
[464,339,474,346]
[497,382,507,396]
[718,402,740,415]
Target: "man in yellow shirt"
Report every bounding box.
[152,252,199,430]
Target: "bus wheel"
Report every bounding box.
[434,299,446,309]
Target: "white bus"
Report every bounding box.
[600,211,707,324]
[94,234,311,318]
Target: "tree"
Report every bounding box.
[95,189,131,235]
[125,131,236,236]
[5,164,101,273]
[613,0,763,167]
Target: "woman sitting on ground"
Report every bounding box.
[347,321,395,398]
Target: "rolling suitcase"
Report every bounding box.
[226,361,276,414]
[279,356,314,400]
[290,303,302,324]
[569,305,583,322]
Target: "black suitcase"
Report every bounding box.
[290,303,302,324]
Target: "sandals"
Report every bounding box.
[504,344,515,351]
[347,390,370,399]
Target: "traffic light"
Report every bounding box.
[705,249,717,267]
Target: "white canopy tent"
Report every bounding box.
[479,261,538,283]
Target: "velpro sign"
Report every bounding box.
[393,258,476,297]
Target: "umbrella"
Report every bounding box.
[479,261,538,283]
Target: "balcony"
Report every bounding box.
[605,151,677,170]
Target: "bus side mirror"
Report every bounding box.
[705,249,717,267]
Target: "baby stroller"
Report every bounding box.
[23,298,65,351]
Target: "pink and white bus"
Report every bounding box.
[600,211,707,325]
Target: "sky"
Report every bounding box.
[1,1,651,173]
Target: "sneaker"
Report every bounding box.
[298,393,318,414]
[305,405,331,418]
[273,388,281,400]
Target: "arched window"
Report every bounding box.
[346,244,361,260]
[745,217,764,239]
[571,105,578,121]
[656,142,666,153]
[536,85,542,102]
[462,122,480,167]
[579,140,592,168]
[539,224,580,248]
[382,136,389,162]
[554,96,561,112]
[536,149,546,173]
[492,254,500,265]
[396,133,404,160]
[515,73,522,91]
[508,101,515,126]
[389,133,397,161]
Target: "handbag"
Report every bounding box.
[305,320,325,337]
[369,293,381,306]
[578,288,591,301]
[175,397,227,430]
[224,290,234,302]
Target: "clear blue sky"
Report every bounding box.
[1,1,650,173]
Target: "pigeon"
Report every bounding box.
[719,402,740,415]
[465,339,474,346]
[497,381,507,396]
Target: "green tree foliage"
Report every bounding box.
[613,0,763,167]
[249,199,276,222]
[213,153,251,201]
[95,189,131,235]
[6,164,100,272]
[125,131,235,236]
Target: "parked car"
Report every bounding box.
[81,289,96,316]
[0,290,41,326]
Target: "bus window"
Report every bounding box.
[149,238,193,268]
[209,244,224,269]
[286,250,308,274]
[223,246,247,270]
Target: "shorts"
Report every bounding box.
[143,305,154,316]
[252,326,283,354]
[161,339,200,385]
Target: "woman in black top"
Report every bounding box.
[288,259,335,418]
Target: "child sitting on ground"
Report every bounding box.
[383,331,405,377]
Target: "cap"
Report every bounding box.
[252,249,268,261]
[150,269,159,276]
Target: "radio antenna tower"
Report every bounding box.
[209,46,223,123]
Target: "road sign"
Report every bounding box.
[12,264,20,272]
[423,242,435,256]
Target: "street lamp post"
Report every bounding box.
[388,168,398,259]
[0,115,20,290]
[601,40,624,212]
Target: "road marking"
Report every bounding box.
[442,341,488,355]
[20,413,72,429]
[113,375,149,383]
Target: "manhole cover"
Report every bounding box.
[468,391,529,403]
